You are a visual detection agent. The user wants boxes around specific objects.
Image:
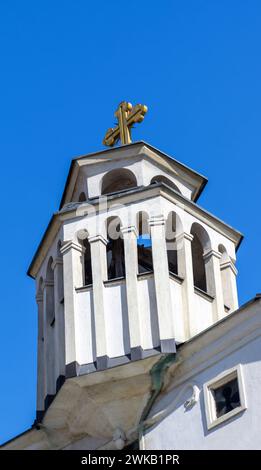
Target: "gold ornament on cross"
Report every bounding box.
[103,101,148,147]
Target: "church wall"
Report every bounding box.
[170,278,186,342]
[138,275,159,350]
[35,229,65,415]
[75,288,95,365]
[71,169,88,202]
[143,304,261,450]
[86,156,143,198]
[193,291,214,333]
[84,153,194,200]
[63,193,237,265]
[161,198,237,261]
[140,158,193,199]
[104,280,130,358]
[34,186,239,414]
[60,191,238,358]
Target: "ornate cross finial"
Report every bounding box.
[103,101,148,147]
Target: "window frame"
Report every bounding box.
[203,365,247,430]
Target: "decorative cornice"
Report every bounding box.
[60,241,84,255]
[175,232,194,243]
[194,286,214,302]
[52,257,63,270]
[220,260,238,276]
[120,225,138,237]
[36,293,43,303]
[42,280,54,289]
[203,249,222,262]
[148,215,165,227]
[88,234,108,246]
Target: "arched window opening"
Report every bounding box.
[46,257,55,327]
[218,244,229,263]
[191,234,206,292]
[101,168,137,195]
[83,238,92,286]
[79,192,87,202]
[190,223,211,293]
[137,212,153,274]
[77,230,92,286]
[106,217,125,280]
[166,212,178,275]
[151,175,181,194]
[218,244,231,311]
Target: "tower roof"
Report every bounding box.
[59,141,208,209]
[27,141,243,279]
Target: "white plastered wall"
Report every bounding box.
[72,154,194,201]
[142,302,261,450]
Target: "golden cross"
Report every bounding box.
[103,101,148,147]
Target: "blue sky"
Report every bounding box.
[0,0,260,444]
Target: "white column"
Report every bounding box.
[88,234,108,369]
[53,257,65,390]
[43,279,56,396]
[176,232,197,338]
[36,291,45,418]
[204,249,225,321]
[60,241,84,377]
[121,225,143,359]
[220,260,239,312]
[149,215,176,353]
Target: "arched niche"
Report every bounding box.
[77,230,92,286]
[218,244,230,264]
[101,168,137,195]
[79,192,87,202]
[151,175,181,194]
[190,223,211,293]
[136,211,153,274]
[165,211,183,276]
[106,216,125,280]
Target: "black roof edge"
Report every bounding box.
[194,177,208,203]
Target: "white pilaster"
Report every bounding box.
[176,232,196,338]
[52,257,65,389]
[204,249,225,321]
[43,279,56,396]
[36,291,45,415]
[60,241,84,377]
[220,260,239,312]
[88,234,108,369]
[149,215,176,352]
[121,225,143,359]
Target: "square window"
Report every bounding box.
[213,377,241,418]
[204,365,247,430]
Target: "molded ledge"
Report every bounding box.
[194,286,214,302]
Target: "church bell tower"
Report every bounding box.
[26,102,242,450]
